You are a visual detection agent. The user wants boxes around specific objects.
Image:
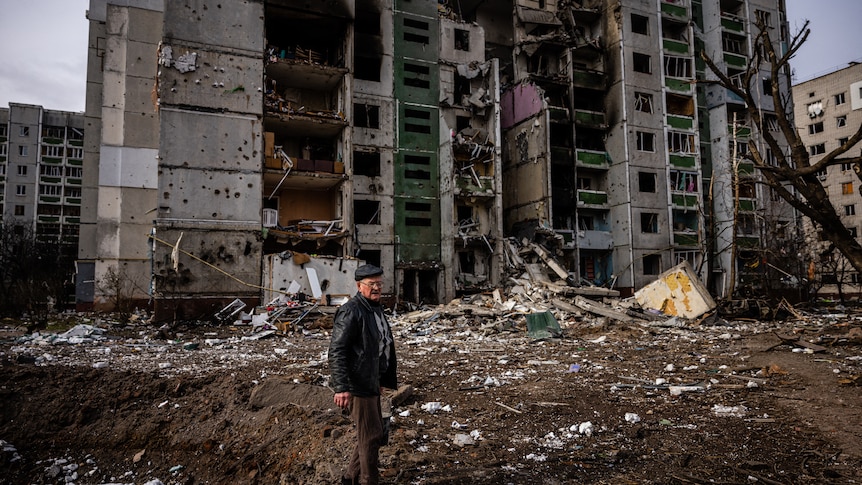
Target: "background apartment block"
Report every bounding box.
[794,62,862,298]
[0,104,84,259]
[79,0,794,319]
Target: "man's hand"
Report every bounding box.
[334,391,351,409]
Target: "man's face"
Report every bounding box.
[358,276,383,301]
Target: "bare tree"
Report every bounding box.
[701,19,862,274]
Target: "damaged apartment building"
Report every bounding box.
[77,0,794,319]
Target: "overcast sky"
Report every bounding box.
[0,0,860,113]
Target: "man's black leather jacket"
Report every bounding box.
[329,292,397,397]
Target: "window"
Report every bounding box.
[809,144,826,156]
[755,9,772,27]
[670,171,698,192]
[764,114,779,131]
[0,124,7,137]
[843,182,854,195]
[845,204,856,216]
[404,108,432,134]
[808,122,824,134]
[403,17,430,44]
[633,53,651,73]
[65,167,82,178]
[664,56,692,78]
[851,273,861,284]
[454,28,470,51]
[636,131,655,152]
[849,227,859,238]
[354,103,380,128]
[839,137,850,147]
[43,126,64,138]
[634,92,653,113]
[0,144,6,156]
[353,151,381,176]
[668,132,696,154]
[40,165,63,176]
[16,185,26,196]
[354,199,381,224]
[17,165,27,176]
[641,212,659,233]
[765,148,777,166]
[639,172,656,192]
[14,205,25,216]
[43,145,64,157]
[842,162,854,172]
[835,92,846,105]
[18,146,28,156]
[19,126,30,137]
[722,33,744,54]
[39,184,62,196]
[762,77,772,93]
[577,177,592,190]
[631,14,649,35]
[67,147,83,159]
[643,254,661,275]
[65,187,82,198]
[837,116,847,128]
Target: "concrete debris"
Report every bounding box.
[634,260,717,319]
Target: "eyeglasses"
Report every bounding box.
[360,281,384,289]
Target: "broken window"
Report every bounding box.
[43,126,64,139]
[763,114,779,131]
[808,122,823,135]
[670,171,698,192]
[668,131,696,154]
[754,9,772,27]
[765,148,777,166]
[762,77,772,93]
[40,165,63,176]
[14,205,25,216]
[66,167,82,178]
[636,131,655,152]
[577,177,592,190]
[354,104,380,128]
[578,216,594,231]
[837,116,847,128]
[634,92,653,113]
[19,126,29,137]
[633,53,651,74]
[641,212,659,233]
[354,199,381,224]
[42,145,64,158]
[354,151,381,177]
[643,254,661,275]
[357,249,381,267]
[631,14,649,35]
[39,184,62,196]
[18,146,28,157]
[664,56,692,78]
[404,62,431,89]
[454,29,470,51]
[67,147,83,159]
[458,251,475,274]
[835,92,846,105]
[809,143,826,156]
[638,172,656,192]
[722,32,744,55]
[839,137,850,147]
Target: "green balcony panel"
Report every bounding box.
[672,193,698,207]
[66,217,80,224]
[65,197,81,205]
[577,190,608,206]
[41,176,61,184]
[576,149,609,168]
[549,107,570,122]
[574,110,606,128]
[667,115,694,129]
[663,38,689,54]
[42,137,63,145]
[38,216,60,223]
[738,162,755,175]
[69,140,83,147]
[738,198,756,211]
[723,52,747,68]
[572,69,607,88]
[728,124,751,137]
[42,157,62,164]
[661,1,687,18]
[665,77,691,92]
[670,154,696,168]
[736,236,760,248]
[67,178,82,185]
[674,232,699,246]
[39,196,61,203]
[720,17,744,32]
[455,175,494,193]
[68,159,83,166]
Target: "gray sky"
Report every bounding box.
[0,0,859,113]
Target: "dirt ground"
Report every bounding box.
[1,301,861,485]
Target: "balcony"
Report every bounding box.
[577,189,608,207]
[64,216,81,224]
[728,124,751,137]
[671,193,698,209]
[574,109,607,129]
[723,52,747,68]
[736,235,760,248]
[549,106,570,123]
[572,68,608,90]
[738,197,756,212]
[667,115,694,130]
[67,159,83,166]
[576,149,609,169]
[661,1,687,20]
[662,38,690,55]
[38,215,60,223]
[578,229,613,250]
[669,154,696,168]
[42,157,62,165]
[66,178,82,186]
[455,174,495,195]
[39,195,61,204]
[721,15,744,33]
[737,162,755,175]
[673,231,699,246]
[65,197,81,205]
[665,77,692,93]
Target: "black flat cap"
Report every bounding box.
[355,264,384,281]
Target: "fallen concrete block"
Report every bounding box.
[634,261,716,319]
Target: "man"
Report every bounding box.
[329,264,397,485]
